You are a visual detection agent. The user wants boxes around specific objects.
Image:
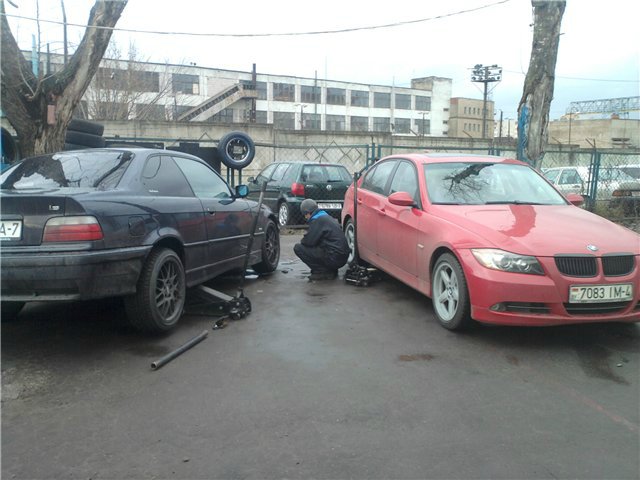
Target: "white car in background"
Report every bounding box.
[542,165,640,204]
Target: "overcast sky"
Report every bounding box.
[5,0,640,120]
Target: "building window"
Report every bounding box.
[326,114,345,131]
[394,118,411,133]
[350,116,368,132]
[304,113,321,130]
[172,73,199,94]
[274,111,295,129]
[395,94,411,110]
[273,83,295,102]
[255,110,268,124]
[301,85,321,104]
[327,88,346,105]
[350,90,369,107]
[136,103,166,120]
[373,117,390,131]
[415,96,431,111]
[416,119,430,135]
[211,108,234,123]
[374,92,390,108]
[255,81,267,100]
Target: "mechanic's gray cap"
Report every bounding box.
[300,198,318,216]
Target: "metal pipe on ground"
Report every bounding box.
[151,330,209,371]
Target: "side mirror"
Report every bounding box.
[388,191,416,207]
[235,184,249,198]
[565,193,584,206]
[247,176,256,183]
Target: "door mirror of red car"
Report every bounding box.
[388,191,416,207]
[565,193,584,206]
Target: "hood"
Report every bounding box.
[435,204,640,257]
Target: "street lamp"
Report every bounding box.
[470,64,502,139]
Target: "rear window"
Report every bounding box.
[301,165,351,183]
[0,151,132,190]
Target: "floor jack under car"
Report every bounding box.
[344,171,378,288]
[185,182,266,328]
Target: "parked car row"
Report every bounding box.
[542,164,640,214]
[1,149,638,334]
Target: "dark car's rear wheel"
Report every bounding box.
[278,202,291,227]
[252,220,280,274]
[1,301,25,322]
[431,253,473,331]
[125,248,186,333]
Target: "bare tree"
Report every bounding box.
[82,42,176,121]
[1,0,128,157]
[517,0,566,168]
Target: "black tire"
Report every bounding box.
[431,253,473,331]
[65,131,106,148]
[68,119,104,136]
[124,248,186,333]
[344,218,356,265]
[1,301,25,322]
[217,131,255,170]
[63,143,88,151]
[252,220,280,274]
[277,202,291,227]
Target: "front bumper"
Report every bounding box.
[458,250,640,326]
[1,246,150,302]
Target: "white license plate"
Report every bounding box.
[318,202,342,210]
[569,283,633,303]
[0,220,23,240]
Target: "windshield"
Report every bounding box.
[0,151,132,190]
[424,162,567,205]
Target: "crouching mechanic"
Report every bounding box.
[294,199,350,281]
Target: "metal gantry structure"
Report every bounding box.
[566,96,640,115]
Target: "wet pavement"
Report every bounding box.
[2,232,639,479]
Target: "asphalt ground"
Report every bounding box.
[2,232,639,479]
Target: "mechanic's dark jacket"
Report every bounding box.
[301,209,350,262]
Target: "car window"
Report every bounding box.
[424,162,566,205]
[0,151,131,190]
[619,166,640,179]
[173,156,231,199]
[559,169,582,185]
[361,160,397,195]
[388,161,419,204]
[256,163,277,183]
[543,169,560,183]
[141,155,194,197]
[271,163,290,182]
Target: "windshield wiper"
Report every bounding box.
[484,200,545,205]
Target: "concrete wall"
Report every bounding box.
[548,118,640,149]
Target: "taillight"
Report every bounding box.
[612,190,630,197]
[291,182,305,196]
[43,216,103,242]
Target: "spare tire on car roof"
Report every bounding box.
[217,131,255,170]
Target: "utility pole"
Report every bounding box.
[61,0,68,64]
[471,64,502,139]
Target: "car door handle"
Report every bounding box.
[207,208,216,215]
[357,198,363,204]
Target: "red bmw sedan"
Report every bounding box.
[342,153,640,330]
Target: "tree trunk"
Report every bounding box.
[0,0,128,158]
[517,0,566,168]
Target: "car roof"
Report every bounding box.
[381,153,526,166]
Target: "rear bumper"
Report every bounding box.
[0,246,150,301]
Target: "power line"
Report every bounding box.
[502,69,638,84]
[2,0,511,37]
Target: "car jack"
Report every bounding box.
[344,263,378,287]
[186,285,252,321]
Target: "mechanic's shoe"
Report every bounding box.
[309,270,338,281]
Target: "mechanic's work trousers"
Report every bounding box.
[294,243,348,273]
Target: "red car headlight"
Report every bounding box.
[471,248,544,275]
